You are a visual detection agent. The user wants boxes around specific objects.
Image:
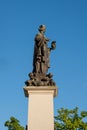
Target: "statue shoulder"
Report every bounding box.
[35,33,43,41]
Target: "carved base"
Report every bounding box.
[25,72,56,86]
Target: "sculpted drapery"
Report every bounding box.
[25,25,56,86]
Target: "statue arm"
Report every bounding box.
[35,34,44,47]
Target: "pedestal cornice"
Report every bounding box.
[23,86,58,97]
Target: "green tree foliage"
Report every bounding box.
[54,107,87,130]
[4,116,25,130]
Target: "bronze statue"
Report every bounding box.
[25,25,56,86]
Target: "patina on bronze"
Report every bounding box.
[25,25,56,86]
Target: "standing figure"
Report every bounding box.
[25,25,56,86]
[33,25,49,74]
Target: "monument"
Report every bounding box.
[23,25,58,130]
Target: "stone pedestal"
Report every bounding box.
[24,86,58,130]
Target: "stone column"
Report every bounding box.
[24,86,58,130]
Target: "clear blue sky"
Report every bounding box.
[0,0,87,129]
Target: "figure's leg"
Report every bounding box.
[35,61,40,73]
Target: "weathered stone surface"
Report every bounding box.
[25,25,56,86]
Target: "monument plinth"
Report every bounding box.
[24,25,58,130]
[24,86,58,130]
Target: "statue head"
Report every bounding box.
[38,25,46,33]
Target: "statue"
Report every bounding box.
[25,25,56,86]
[33,25,49,74]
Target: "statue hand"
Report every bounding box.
[51,41,56,50]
